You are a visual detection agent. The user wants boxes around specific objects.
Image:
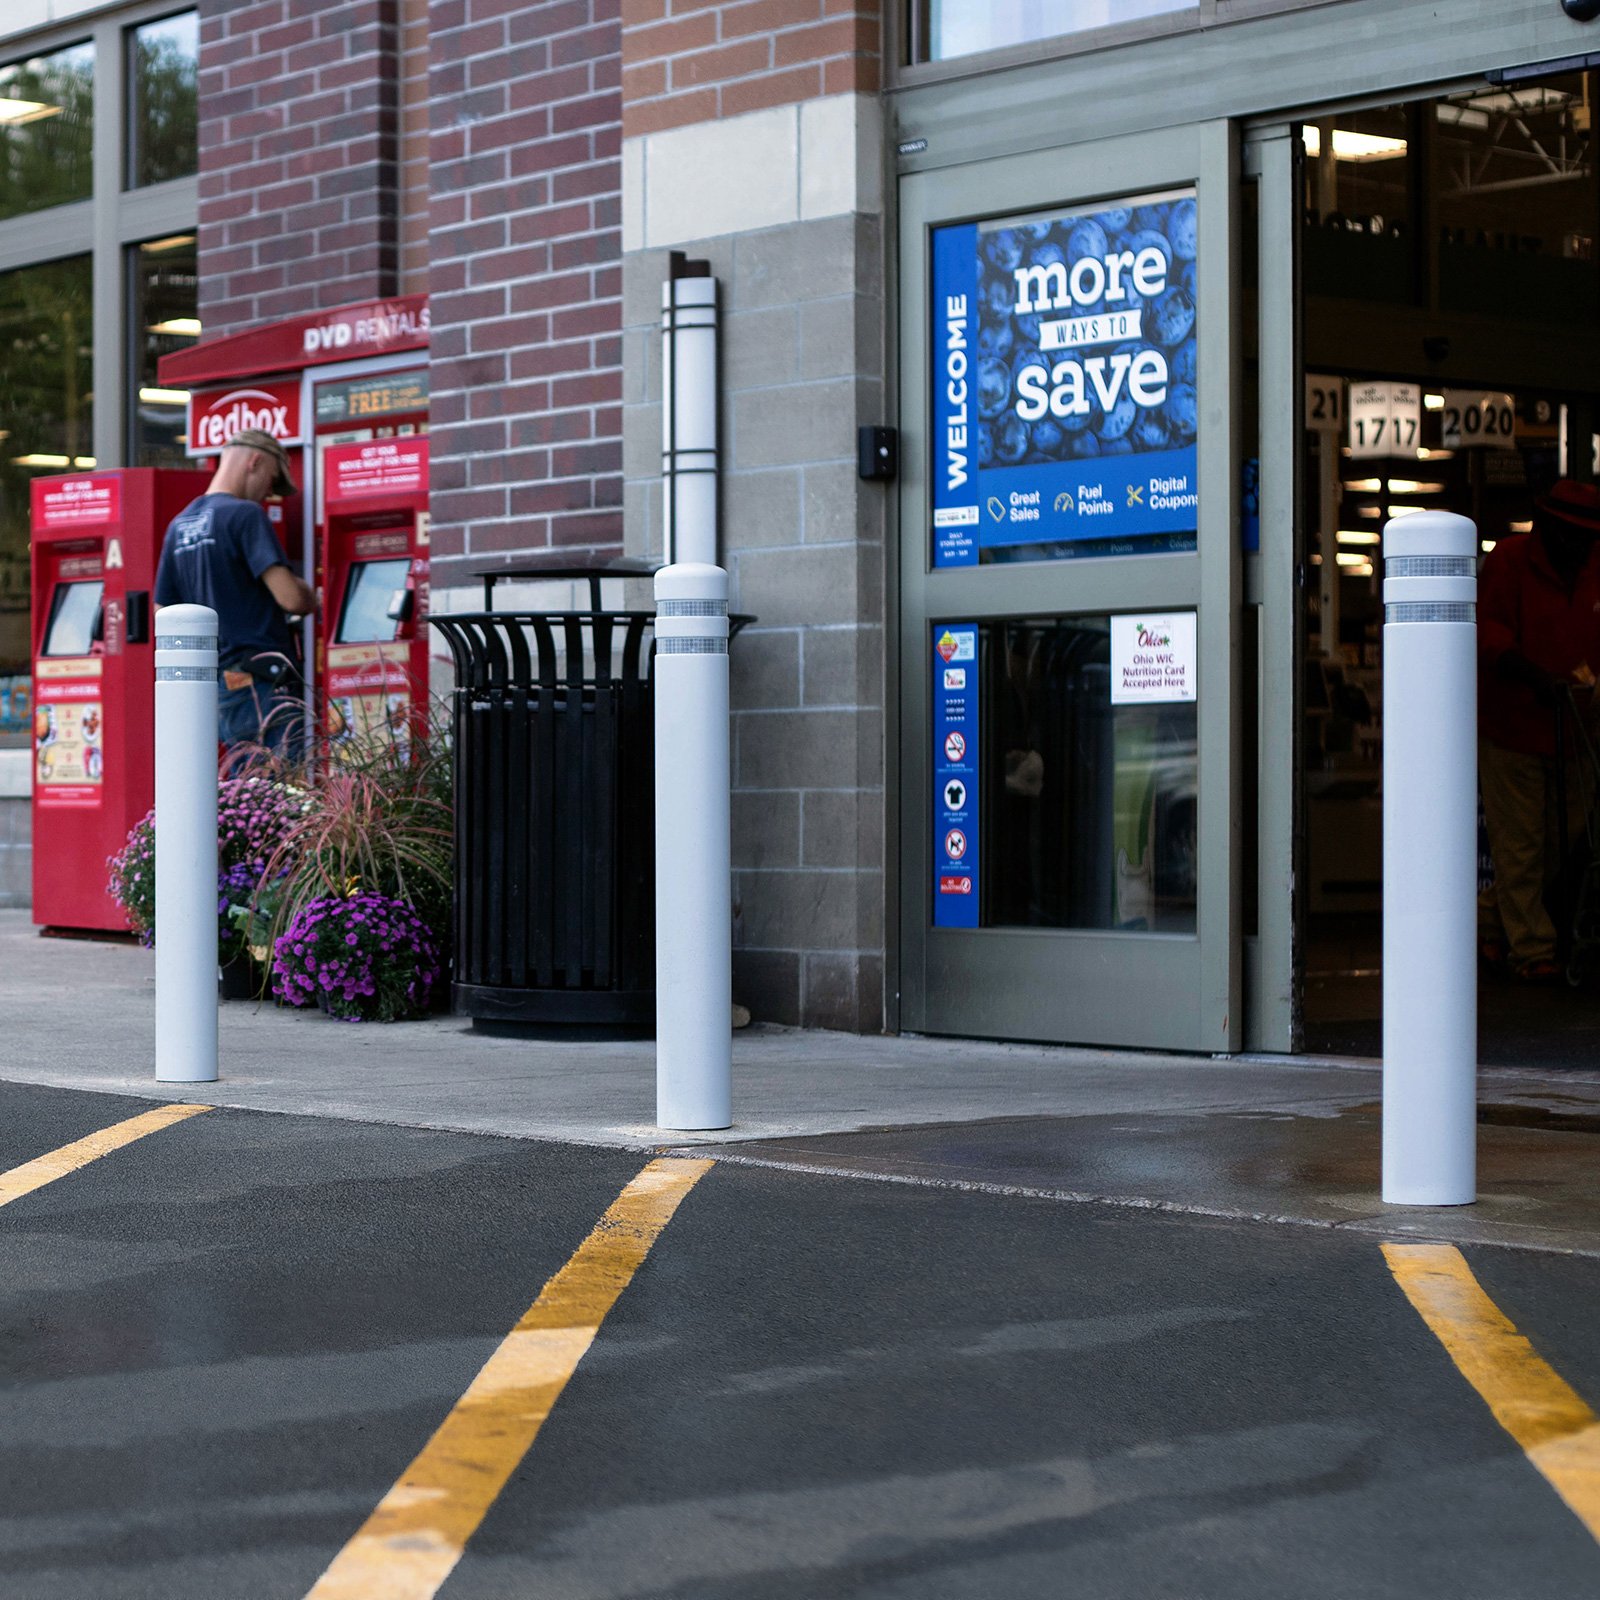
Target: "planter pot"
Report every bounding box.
[218,957,259,1001]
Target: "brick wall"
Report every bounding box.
[400,0,430,293]
[621,0,878,138]
[425,0,624,591]
[196,0,401,336]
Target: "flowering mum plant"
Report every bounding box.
[272,892,441,1022]
[218,775,307,871]
[107,810,157,944]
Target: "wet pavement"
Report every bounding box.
[2,1080,1599,1599]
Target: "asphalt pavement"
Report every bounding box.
[2,1081,1599,1599]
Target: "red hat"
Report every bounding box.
[1537,478,1600,532]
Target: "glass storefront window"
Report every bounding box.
[0,42,93,222]
[130,234,198,466]
[977,617,1197,933]
[926,0,1195,61]
[0,255,94,694]
[129,11,198,188]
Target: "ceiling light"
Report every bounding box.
[1510,520,1533,533]
[1337,553,1374,573]
[140,234,196,254]
[1344,478,1382,492]
[0,98,62,126]
[1387,505,1423,519]
[74,456,95,468]
[13,453,69,467]
[146,318,200,337]
[1388,480,1447,494]
[1354,505,1382,518]
[139,386,189,405]
[1436,104,1491,131]
[1424,394,1445,410]
[1417,448,1455,460]
[1481,540,1497,553]
[1310,552,1323,565]
[1302,126,1409,162]
[1338,530,1381,545]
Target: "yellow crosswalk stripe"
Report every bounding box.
[304,1155,714,1600]
[1384,1242,1600,1544]
[0,1103,212,1209]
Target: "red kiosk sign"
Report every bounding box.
[187,379,304,456]
[325,438,428,502]
[35,476,121,530]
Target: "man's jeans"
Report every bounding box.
[219,677,304,758]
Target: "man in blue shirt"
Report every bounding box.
[154,428,317,753]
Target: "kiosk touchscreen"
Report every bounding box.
[319,437,430,751]
[30,468,210,932]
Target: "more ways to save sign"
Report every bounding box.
[931,191,1199,566]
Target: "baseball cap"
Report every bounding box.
[1536,477,1600,533]
[226,428,296,498]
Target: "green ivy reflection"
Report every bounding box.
[132,13,197,188]
[0,42,93,222]
[0,256,94,676]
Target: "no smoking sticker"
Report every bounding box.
[943,731,966,762]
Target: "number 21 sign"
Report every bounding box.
[1348,381,1420,460]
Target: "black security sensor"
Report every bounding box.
[1563,0,1600,21]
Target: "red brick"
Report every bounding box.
[622,88,716,137]
[622,59,666,99]
[823,52,876,93]
[772,14,877,65]
[622,11,716,64]
[718,63,822,116]
[721,0,827,41]
[671,38,772,88]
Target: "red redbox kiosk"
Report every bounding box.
[30,468,209,932]
[320,436,431,749]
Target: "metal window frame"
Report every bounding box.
[0,2,198,472]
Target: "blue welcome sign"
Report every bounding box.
[931,191,1199,566]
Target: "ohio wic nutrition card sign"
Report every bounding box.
[930,190,1199,566]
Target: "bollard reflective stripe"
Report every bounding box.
[154,603,220,1085]
[654,562,732,1131]
[1381,511,1477,1205]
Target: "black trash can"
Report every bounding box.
[432,560,659,1031]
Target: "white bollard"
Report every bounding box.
[1382,511,1478,1204]
[154,604,219,1084]
[654,563,732,1130]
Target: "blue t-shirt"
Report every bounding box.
[154,494,297,668]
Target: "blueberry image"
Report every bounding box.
[1100,436,1134,456]
[1098,394,1138,441]
[1171,336,1198,386]
[1012,311,1042,345]
[1168,197,1198,261]
[979,422,996,467]
[983,229,1024,272]
[995,414,1030,466]
[1131,411,1170,450]
[1066,217,1109,267]
[1149,287,1196,347]
[1059,398,1104,436]
[1030,417,1066,458]
[978,356,1012,419]
[1130,204,1169,234]
[983,274,1015,318]
[1067,429,1102,460]
[1023,221,1054,243]
[1028,239,1068,276]
[1126,229,1173,285]
[1097,207,1132,234]
[979,318,1014,360]
[1164,381,1198,442]
[1177,257,1198,299]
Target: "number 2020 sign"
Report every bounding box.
[1348,381,1420,460]
[1440,391,1515,450]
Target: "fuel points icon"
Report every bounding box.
[943,730,966,762]
[944,827,968,861]
[943,778,967,811]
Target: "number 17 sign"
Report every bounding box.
[1348,381,1420,460]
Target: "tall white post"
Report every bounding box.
[154,604,219,1085]
[1382,511,1478,1204]
[661,257,719,567]
[654,563,731,1131]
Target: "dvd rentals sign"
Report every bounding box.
[186,379,304,457]
[931,190,1200,566]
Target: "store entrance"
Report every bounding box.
[1295,71,1600,1066]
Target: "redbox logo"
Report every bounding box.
[189,384,302,452]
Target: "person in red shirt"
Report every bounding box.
[1477,477,1600,980]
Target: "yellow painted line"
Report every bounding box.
[0,1103,211,1209]
[304,1154,714,1600]
[1383,1242,1600,1543]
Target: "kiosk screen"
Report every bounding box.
[336,559,410,644]
[42,580,103,657]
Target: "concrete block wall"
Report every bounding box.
[622,93,887,1030]
[425,0,625,594]
[196,0,401,334]
[0,752,30,910]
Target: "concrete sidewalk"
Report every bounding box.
[3,911,1598,1255]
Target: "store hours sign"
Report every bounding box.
[931,190,1200,567]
